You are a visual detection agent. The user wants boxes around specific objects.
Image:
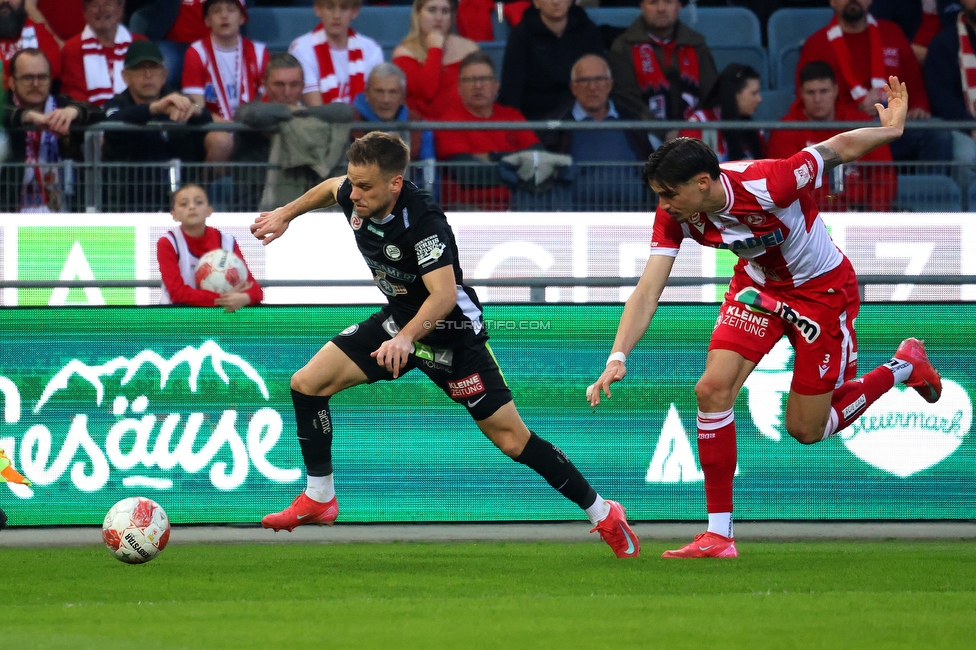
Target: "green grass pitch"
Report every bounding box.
[4,540,975,649]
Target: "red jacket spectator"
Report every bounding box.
[767,100,897,212]
[166,0,209,44]
[0,15,61,83]
[435,102,539,159]
[35,0,86,41]
[797,14,929,115]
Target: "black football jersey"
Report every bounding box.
[336,179,485,344]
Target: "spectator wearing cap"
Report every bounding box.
[0,0,62,85]
[125,0,209,89]
[2,47,103,212]
[61,0,148,107]
[102,39,215,210]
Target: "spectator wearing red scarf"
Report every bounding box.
[607,0,718,144]
[61,0,148,107]
[797,0,951,164]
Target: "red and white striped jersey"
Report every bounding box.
[650,147,846,289]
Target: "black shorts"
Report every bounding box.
[330,311,513,421]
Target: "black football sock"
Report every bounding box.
[514,431,597,509]
[291,389,334,477]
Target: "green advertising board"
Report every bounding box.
[0,304,972,525]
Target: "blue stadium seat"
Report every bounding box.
[351,6,414,47]
[585,7,641,29]
[710,45,769,89]
[752,88,796,123]
[776,44,803,91]
[244,7,312,53]
[767,8,833,90]
[585,6,761,47]
[480,41,507,78]
[678,6,762,47]
[896,175,962,212]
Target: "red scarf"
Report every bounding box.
[196,36,262,120]
[630,38,700,119]
[80,25,133,106]
[958,14,976,119]
[313,25,365,103]
[826,14,886,102]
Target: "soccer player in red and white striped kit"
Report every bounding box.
[588,76,942,558]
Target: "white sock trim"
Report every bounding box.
[586,495,611,525]
[707,512,733,539]
[305,474,335,503]
[887,358,914,384]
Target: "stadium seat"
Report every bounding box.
[678,6,762,47]
[752,88,796,123]
[585,7,641,29]
[351,6,414,47]
[586,6,761,47]
[480,41,506,78]
[776,44,803,91]
[895,174,962,212]
[710,45,769,88]
[767,7,833,90]
[244,7,312,53]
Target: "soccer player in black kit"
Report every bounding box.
[251,132,639,558]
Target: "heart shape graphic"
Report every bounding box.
[839,380,972,477]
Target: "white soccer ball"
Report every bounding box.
[102,497,171,564]
[194,249,248,294]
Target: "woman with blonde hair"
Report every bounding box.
[392,0,480,118]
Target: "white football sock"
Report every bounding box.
[586,495,611,525]
[887,358,914,384]
[305,474,335,503]
[707,512,733,539]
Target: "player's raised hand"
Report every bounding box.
[878,76,907,134]
[251,208,291,245]
[586,360,627,408]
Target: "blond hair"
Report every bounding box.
[399,0,458,61]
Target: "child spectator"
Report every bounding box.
[392,0,480,119]
[158,183,263,311]
[183,0,267,121]
[679,63,764,163]
[289,0,384,106]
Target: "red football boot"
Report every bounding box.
[662,531,738,558]
[261,493,338,532]
[895,338,942,403]
[590,500,640,558]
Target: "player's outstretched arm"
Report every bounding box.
[813,75,908,173]
[250,175,347,245]
[587,254,674,407]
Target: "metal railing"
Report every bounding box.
[1,119,971,213]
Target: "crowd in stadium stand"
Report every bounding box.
[0,0,970,212]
